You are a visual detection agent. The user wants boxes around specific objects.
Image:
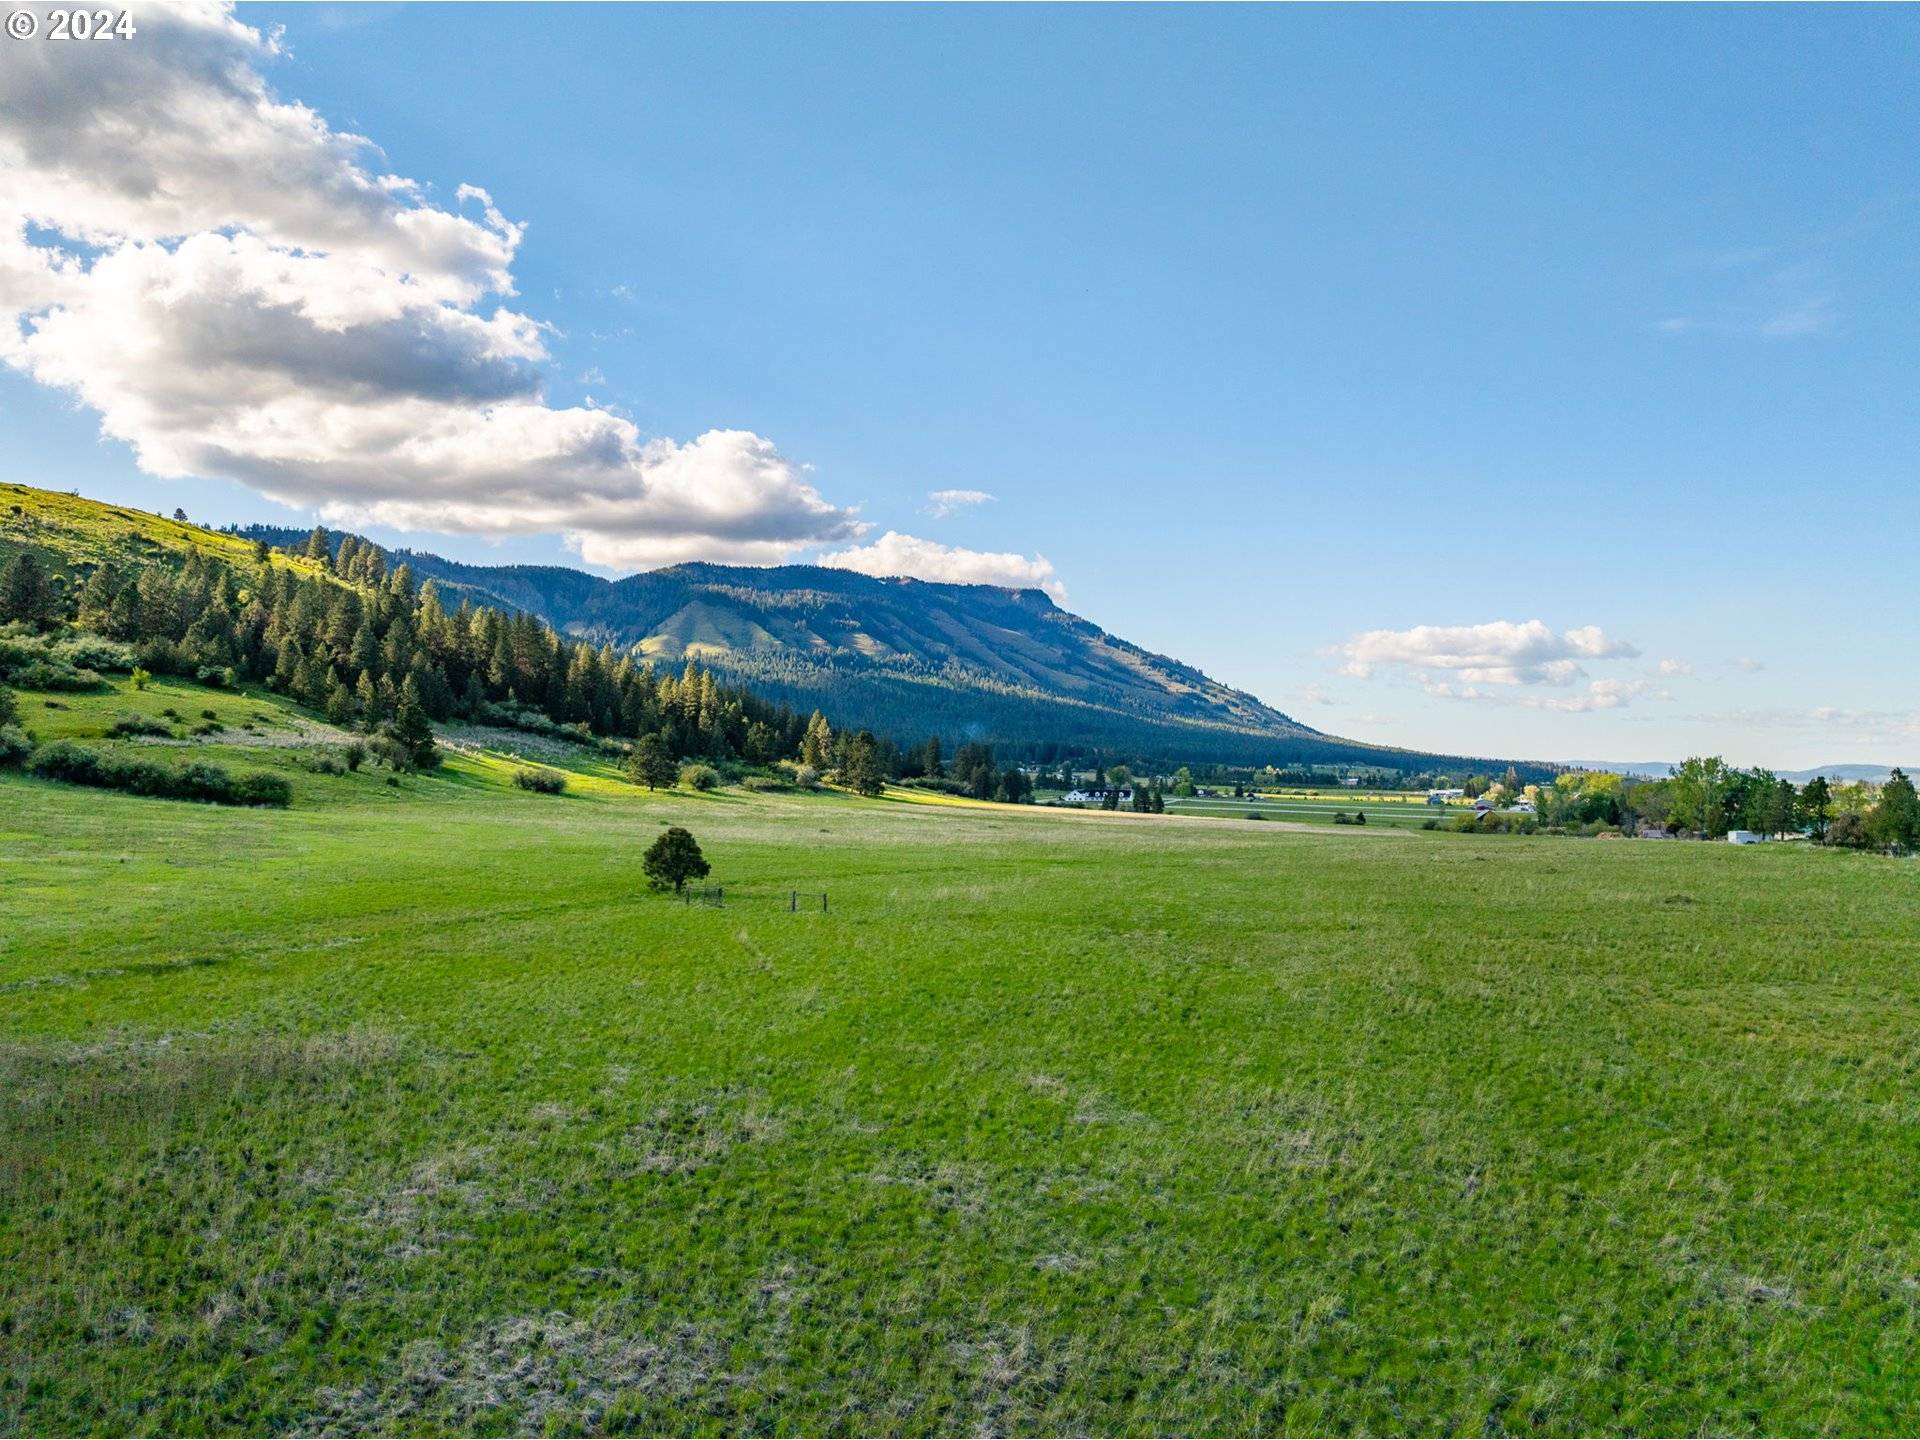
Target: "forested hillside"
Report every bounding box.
[0,485,833,774]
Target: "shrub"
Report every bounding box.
[192,721,223,736]
[302,751,347,776]
[739,774,790,792]
[10,659,102,692]
[513,766,568,795]
[200,708,218,720]
[52,636,136,672]
[108,712,173,738]
[0,725,30,768]
[0,683,14,727]
[679,762,721,792]
[342,740,367,772]
[130,665,152,690]
[233,772,294,807]
[369,734,416,772]
[25,740,289,806]
[1825,810,1872,849]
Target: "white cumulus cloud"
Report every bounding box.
[817,531,1064,601]
[0,0,866,570]
[925,488,995,519]
[1336,619,1639,686]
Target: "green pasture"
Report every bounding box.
[3,679,1918,1435]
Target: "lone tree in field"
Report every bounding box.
[643,825,710,892]
[626,733,676,790]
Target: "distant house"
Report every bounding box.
[1507,800,1536,814]
[1341,776,1362,787]
[1727,829,1765,845]
[1426,787,1465,805]
[1063,788,1132,806]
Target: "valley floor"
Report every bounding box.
[3,724,1919,1434]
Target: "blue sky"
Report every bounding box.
[2,3,1915,769]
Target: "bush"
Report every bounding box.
[53,636,136,672]
[192,720,223,736]
[1825,810,1872,849]
[342,740,367,772]
[739,774,790,792]
[25,740,290,806]
[108,712,173,738]
[302,751,347,776]
[513,766,568,794]
[130,665,152,689]
[679,762,721,792]
[369,734,416,772]
[0,725,31,768]
[9,658,102,691]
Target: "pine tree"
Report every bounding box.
[76,567,119,631]
[0,551,59,628]
[642,826,710,893]
[0,682,16,727]
[1798,776,1833,840]
[389,684,439,769]
[325,679,357,727]
[844,731,885,797]
[1872,769,1918,852]
[626,733,677,790]
[800,710,834,769]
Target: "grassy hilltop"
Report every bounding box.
[4,664,1919,1435]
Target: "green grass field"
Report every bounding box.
[5,678,1920,1435]
[1163,793,1456,829]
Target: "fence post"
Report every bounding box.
[790,890,796,912]
[822,891,828,914]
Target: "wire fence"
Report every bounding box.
[681,886,828,912]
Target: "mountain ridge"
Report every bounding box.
[206,515,1544,773]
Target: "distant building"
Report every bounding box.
[1063,788,1133,806]
[1341,776,1361,787]
[1426,788,1465,804]
[1727,830,1765,845]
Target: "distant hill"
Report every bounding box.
[1562,759,1910,785]
[1778,764,1911,785]
[217,524,1547,773]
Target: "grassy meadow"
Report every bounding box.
[4,679,1920,1435]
